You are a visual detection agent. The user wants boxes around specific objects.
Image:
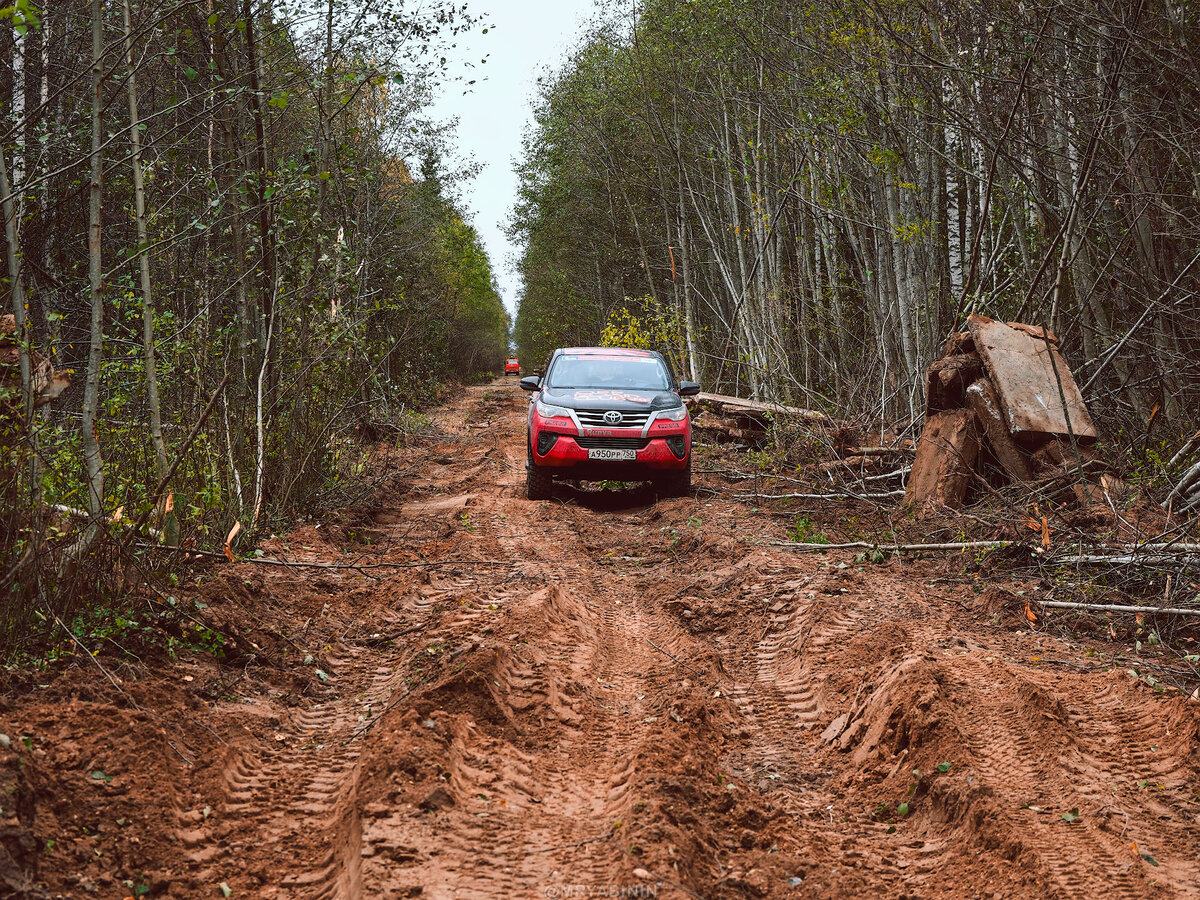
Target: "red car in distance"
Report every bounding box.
[520,347,700,499]
[505,356,521,375]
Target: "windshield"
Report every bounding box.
[547,355,671,390]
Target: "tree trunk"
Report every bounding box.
[122,0,176,545]
[66,0,107,574]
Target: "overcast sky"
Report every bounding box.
[426,0,598,322]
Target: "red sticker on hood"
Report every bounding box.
[571,390,653,404]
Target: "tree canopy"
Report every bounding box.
[0,0,508,649]
[512,0,1200,431]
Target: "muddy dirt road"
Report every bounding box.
[5,381,1200,899]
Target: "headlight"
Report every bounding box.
[536,400,572,419]
[656,406,687,422]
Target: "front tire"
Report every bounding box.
[526,439,553,500]
[657,463,691,498]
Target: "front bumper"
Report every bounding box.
[530,410,690,475]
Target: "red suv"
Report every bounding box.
[520,347,700,499]
[505,357,520,375]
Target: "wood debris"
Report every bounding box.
[0,314,69,415]
[905,315,1119,509]
[688,391,834,446]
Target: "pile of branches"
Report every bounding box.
[1166,430,1200,515]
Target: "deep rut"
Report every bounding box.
[58,380,1198,900]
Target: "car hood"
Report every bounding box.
[541,387,681,411]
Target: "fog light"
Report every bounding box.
[536,432,559,455]
[666,436,687,459]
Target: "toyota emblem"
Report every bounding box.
[602,410,623,425]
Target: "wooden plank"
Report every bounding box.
[965,378,1033,482]
[903,408,980,509]
[966,315,1096,441]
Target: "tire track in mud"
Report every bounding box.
[349,388,818,898]
[948,665,1200,898]
[368,431,674,897]
[188,630,414,899]
[409,385,1200,898]
[702,547,1200,897]
[164,382,1200,899]
[786,569,1200,897]
[165,423,517,897]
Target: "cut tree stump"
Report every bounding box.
[904,408,980,508]
[965,378,1033,482]
[1004,321,1059,345]
[925,352,984,414]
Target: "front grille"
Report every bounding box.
[574,436,650,451]
[575,409,652,428]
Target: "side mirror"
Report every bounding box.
[678,381,701,397]
[519,375,541,392]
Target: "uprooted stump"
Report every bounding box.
[905,408,980,507]
[905,315,1119,509]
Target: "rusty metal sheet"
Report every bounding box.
[967,315,1097,441]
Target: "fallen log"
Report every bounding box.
[1047,552,1199,568]
[818,457,895,475]
[692,415,766,446]
[1166,427,1200,472]
[692,391,834,425]
[860,467,912,484]
[735,490,905,501]
[772,540,1013,553]
[843,446,915,458]
[772,539,1200,557]
[1038,599,1200,617]
[1165,458,1200,509]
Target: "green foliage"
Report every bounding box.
[0,0,40,36]
[599,298,689,375]
[0,0,505,658]
[25,601,227,670]
[788,515,828,544]
[509,0,1200,423]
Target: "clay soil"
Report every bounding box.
[3,381,1200,899]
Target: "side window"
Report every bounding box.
[660,355,678,390]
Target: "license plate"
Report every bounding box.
[587,448,637,461]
